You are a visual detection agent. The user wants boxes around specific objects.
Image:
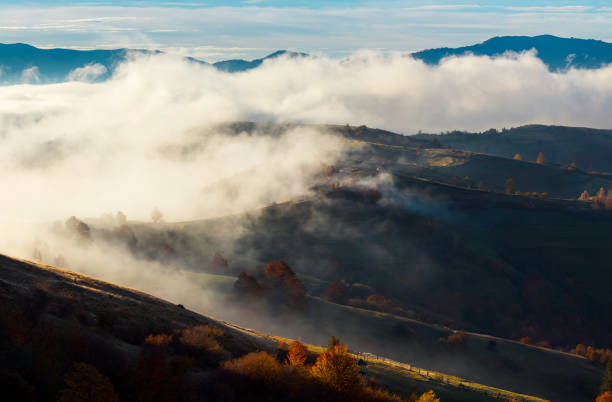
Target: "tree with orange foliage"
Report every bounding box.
[263,261,307,309]
[58,363,119,402]
[286,340,308,367]
[606,191,612,210]
[602,359,612,394]
[310,344,361,395]
[513,154,523,161]
[597,392,612,402]
[536,152,546,164]
[598,187,607,201]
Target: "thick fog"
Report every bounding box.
[2,49,612,316]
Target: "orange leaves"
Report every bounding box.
[223,351,284,384]
[310,345,361,395]
[58,363,118,402]
[145,333,172,348]
[597,392,612,402]
[286,340,308,367]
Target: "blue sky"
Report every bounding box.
[1,1,611,60]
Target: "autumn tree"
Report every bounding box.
[598,187,607,201]
[513,154,523,161]
[263,261,307,309]
[210,252,228,271]
[602,359,612,394]
[505,178,516,195]
[286,340,308,367]
[310,345,361,395]
[325,280,350,304]
[598,392,612,402]
[579,190,590,201]
[536,152,546,164]
[328,335,341,350]
[58,363,119,402]
[233,271,266,300]
[606,191,612,210]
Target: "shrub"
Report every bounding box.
[435,332,468,351]
[58,362,119,402]
[145,333,173,348]
[223,351,283,384]
[416,390,440,402]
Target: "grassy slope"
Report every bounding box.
[415,125,612,173]
[0,253,540,402]
[184,270,602,402]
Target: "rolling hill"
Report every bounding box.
[10,121,612,401]
[0,253,548,402]
[415,125,612,174]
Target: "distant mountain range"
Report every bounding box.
[411,35,612,71]
[0,44,305,84]
[1,35,611,84]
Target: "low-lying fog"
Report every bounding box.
[2,49,612,331]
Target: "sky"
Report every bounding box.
[0,1,611,60]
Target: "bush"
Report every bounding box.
[58,363,119,402]
[223,352,283,384]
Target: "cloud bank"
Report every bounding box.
[1,49,612,325]
[1,51,612,226]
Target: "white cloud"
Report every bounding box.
[20,66,40,83]
[67,63,108,82]
[503,6,592,12]
[1,51,612,226]
[410,4,481,11]
[0,5,610,59]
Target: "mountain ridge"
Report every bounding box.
[2,35,612,84]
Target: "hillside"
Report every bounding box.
[51,180,608,400]
[10,121,612,401]
[415,125,612,174]
[0,253,542,402]
[411,35,612,71]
